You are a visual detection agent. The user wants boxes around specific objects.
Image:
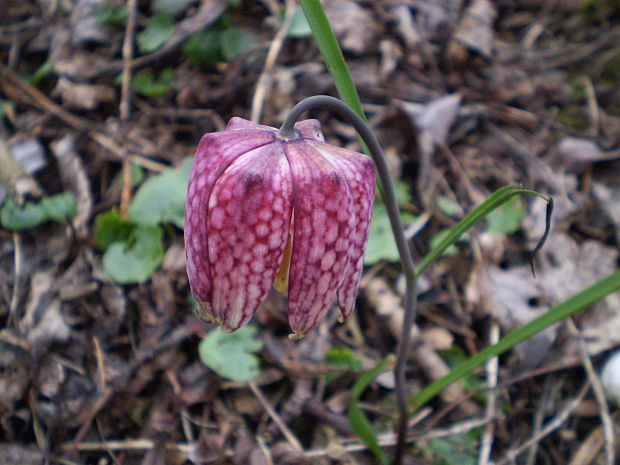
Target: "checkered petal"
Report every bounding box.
[205,141,293,331]
[283,140,357,337]
[305,140,375,320]
[184,119,275,320]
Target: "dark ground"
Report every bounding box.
[1,0,620,464]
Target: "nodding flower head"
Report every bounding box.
[184,117,375,338]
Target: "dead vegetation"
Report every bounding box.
[1,0,619,464]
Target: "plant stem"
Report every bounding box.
[280,95,416,465]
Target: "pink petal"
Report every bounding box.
[306,141,375,320]
[283,140,356,336]
[294,119,325,142]
[226,116,276,132]
[206,141,293,331]
[185,126,275,315]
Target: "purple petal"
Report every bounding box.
[206,141,293,331]
[283,140,356,336]
[294,119,325,142]
[306,141,375,320]
[226,117,276,132]
[184,124,275,321]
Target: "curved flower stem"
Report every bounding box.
[280,95,416,465]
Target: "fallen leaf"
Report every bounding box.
[556,137,620,170]
[53,77,116,110]
[466,233,620,368]
[452,0,496,57]
[324,0,379,55]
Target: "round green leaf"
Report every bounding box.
[485,197,526,234]
[128,157,192,228]
[137,15,175,54]
[1,192,76,231]
[199,326,263,382]
[365,203,416,265]
[220,27,258,61]
[94,210,135,250]
[103,225,164,284]
[287,6,312,38]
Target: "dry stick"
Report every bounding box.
[247,380,305,453]
[567,318,616,465]
[119,0,138,219]
[251,0,296,123]
[477,322,499,465]
[0,62,167,172]
[279,95,417,465]
[8,232,23,324]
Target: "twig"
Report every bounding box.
[251,0,296,122]
[567,318,615,465]
[247,380,304,452]
[119,0,137,219]
[496,381,590,465]
[477,322,499,465]
[0,61,167,171]
[525,376,556,465]
[8,232,23,324]
[581,76,601,138]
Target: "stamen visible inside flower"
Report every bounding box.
[273,212,294,294]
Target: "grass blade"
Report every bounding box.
[348,357,393,465]
[410,269,620,411]
[298,0,365,120]
[416,186,550,276]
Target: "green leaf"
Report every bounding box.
[96,5,128,25]
[287,6,312,38]
[220,27,258,61]
[0,99,15,119]
[137,15,175,54]
[183,29,223,65]
[348,357,392,465]
[114,162,144,188]
[485,196,526,234]
[199,326,263,382]
[94,210,135,250]
[365,203,416,265]
[128,157,192,228]
[393,180,413,205]
[0,192,76,231]
[428,431,480,465]
[103,225,164,284]
[1,197,45,230]
[29,60,53,86]
[325,348,363,371]
[41,193,77,222]
[435,196,461,216]
[132,69,174,98]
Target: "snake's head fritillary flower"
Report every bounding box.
[184,117,375,338]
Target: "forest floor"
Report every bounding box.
[1,0,620,464]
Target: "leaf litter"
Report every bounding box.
[1,1,620,464]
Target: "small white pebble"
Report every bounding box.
[601,349,620,407]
